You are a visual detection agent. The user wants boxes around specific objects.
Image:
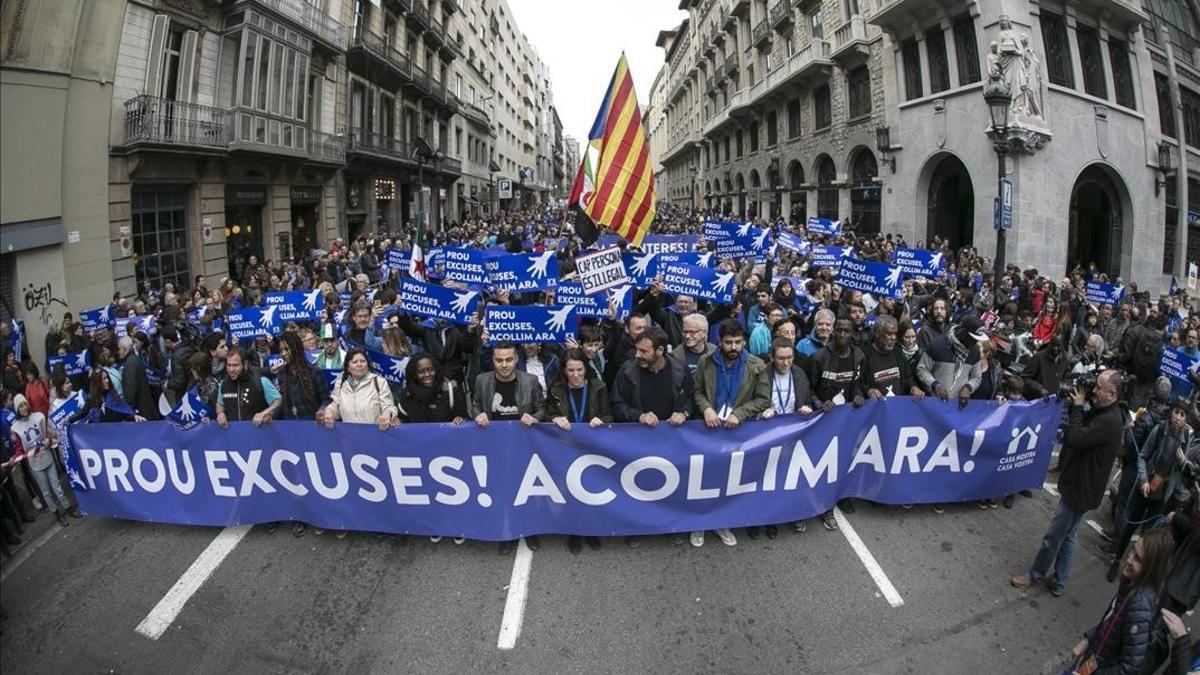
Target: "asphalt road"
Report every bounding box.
[0,486,1186,674]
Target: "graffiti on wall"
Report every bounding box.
[24,281,69,328]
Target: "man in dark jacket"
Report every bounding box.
[470,341,543,427]
[810,317,866,411]
[862,315,925,400]
[1012,369,1125,597]
[610,326,694,426]
[118,336,161,420]
[164,327,197,405]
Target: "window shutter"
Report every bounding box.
[175,30,199,103]
[143,14,170,98]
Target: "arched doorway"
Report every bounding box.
[849,148,881,235]
[788,159,807,224]
[1068,164,1127,276]
[767,162,782,220]
[723,177,733,215]
[749,170,761,220]
[925,154,975,248]
[735,173,746,218]
[704,180,712,210]
[815,155,838,220]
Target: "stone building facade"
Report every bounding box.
[650,0,1200,290]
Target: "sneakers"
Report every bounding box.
[453,536,465,545]
[932,504,945,514]
[715,528,737,546]
[54,510,69,527]
[264,521,279,533]
[1010,575,1035,589]
[291,523,306,538]
[313,527,326,536]
[821,513,838,530]
[792,520,807,533]
[430,535,443,543]
[1003,495,1015,509]
[690,531,705,547]
[764,524,778,540]
[335,531,348,540]
[67,506,82,518]
[525,535,540,551]
[745,526,760,540]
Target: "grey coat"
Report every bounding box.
[471,370,545,421]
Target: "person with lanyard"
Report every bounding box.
[313,323,346,370]
[757,336,814,534]
[670,313,715,380]
[692,319,770,547]
[545,348,612,554]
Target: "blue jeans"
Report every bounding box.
[1029,498,1085,593]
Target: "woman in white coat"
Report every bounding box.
[322,347,398,431]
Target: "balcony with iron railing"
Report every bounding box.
[240,0,345,51]
[123,96,228,149]
[441,0,461,14]
[408,1,431,29]
[408,65,432,94]
[722,57,739,80]
[459,101,490,128]
[770,1,794,29]
[346,128,410,162]
[745,39,831,106]
[347,29,413,88]
[702,88,749,137]
[425,14,446,47]
[830,15,868,63]
[310,129,345,163]
[752,20,771,48]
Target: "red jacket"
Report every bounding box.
[24,379,51,416]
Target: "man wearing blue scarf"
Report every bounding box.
[691,318,771,548]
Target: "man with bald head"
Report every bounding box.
[1011,369,1125,597]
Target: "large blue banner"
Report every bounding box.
[658,251,714,267]
[714,227,771,260]
[486,252,559,292]
[67,399,1061,540]
[839,257,904,299]
[442,247,489,285]
[659,262,736,304]
[399,278,480,325]
[1085,280,1126,305]
[891,248,945,278]
[114,315,158,336]
[622,251,660,289]
[484,304,577,344]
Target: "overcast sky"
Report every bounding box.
[505,0,688,144]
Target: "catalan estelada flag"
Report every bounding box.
[569,53,656,247]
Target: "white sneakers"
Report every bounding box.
[690,531,705,547]
[689,529,738,547]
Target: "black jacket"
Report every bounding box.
[610,356,695,422]
[399,380,469,423]
[277,363,331,420]
[1059,401,1124,512]
[809,346,867,405]
[1086,585,1155,675]
[167,344,197,400]
[122,352,161,420]
[544,378,613,423]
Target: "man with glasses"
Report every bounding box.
[672,313,715,379]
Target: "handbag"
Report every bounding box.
[1063,594,1131,675]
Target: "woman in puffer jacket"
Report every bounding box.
[321,348,398,431]
[1067,528,1173,674]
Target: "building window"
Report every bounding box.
[227,27,310,151]
[736,129,744,157]
[952,15,981,85]
[1183,86,1200,149]
[749,121,759,152]
[132,188,190,293]
[787,98,802,139]
[724,135,731,162]
[766,111,778,145]
[925,28,950,94]
[1158,73,1177,139]
[1076,25,1107,99]
[816,156,838,219]
[809,11,822,40]
[1108,38,1135,109]
[813,83,832,129]
[847,66,871,119]
[902,38,922,100]
[1040,11,1074,88]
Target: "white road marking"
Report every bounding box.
[496,537,534,650]
[0,522,63,584]
[135,525,252,640]
[1043,482,1059,496]
[834,508,904,608]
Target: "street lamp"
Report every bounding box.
[413,136,438,231]
[983,75,1011,279]
[488,159,501,216]
[875,126,896,173]
[1156,141,1175,196]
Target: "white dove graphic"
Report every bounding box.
[630,253,657,276]
[450,290,479,314]
[842,247,855,259]
[257,305,277,328]
[303,289,322,311]
[737,222,752,237]
[545,305,575,332]
[711,271,735,294]
[753,229,771,251]
[1110,285,1125,302]
[929,252,943,271]
[526,251,555,279]
[608,285,632,308]
[697,251,714,267]
[73,351,88,369]
[178,393,197,422]
[885,266,903,288]
[389,356,410,381]
[99,306,110,322]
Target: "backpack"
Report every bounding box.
[1131,330,1164,382]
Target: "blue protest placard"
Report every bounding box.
[225,307,280,341]
[68,398,1062,541]
[400,278,481,325]
[385,248,408,272]
[80,306,113,333]
[810,245,853,272]
[1160,349,1198,398]
[657,251,715,267]
[361,345,410,385]
[486,251,559,292]
[49,390,87,429]
[659,262,736,304]
[484,304,577,344]
[263,289,324,321]
[167,387,214,430]
[1085,280,1126,305]
[48,348,91,377]
[640,234,700,255]
[891,248,946,278]
[777,230,810,256]
[623,251,660,289]
[702,220,753,240]
[442,247,489,285]
[807,217,843,236]
[555,282,633,320]
[114,315,158,336]
[714,226,772,260]
[838,257,904,299]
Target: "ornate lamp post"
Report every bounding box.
[983,75,1012,279]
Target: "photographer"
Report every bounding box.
[1011,369,1125,597]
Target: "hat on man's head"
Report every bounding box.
[320,324,336,340]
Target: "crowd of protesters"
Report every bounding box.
[3,203,1200,671]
